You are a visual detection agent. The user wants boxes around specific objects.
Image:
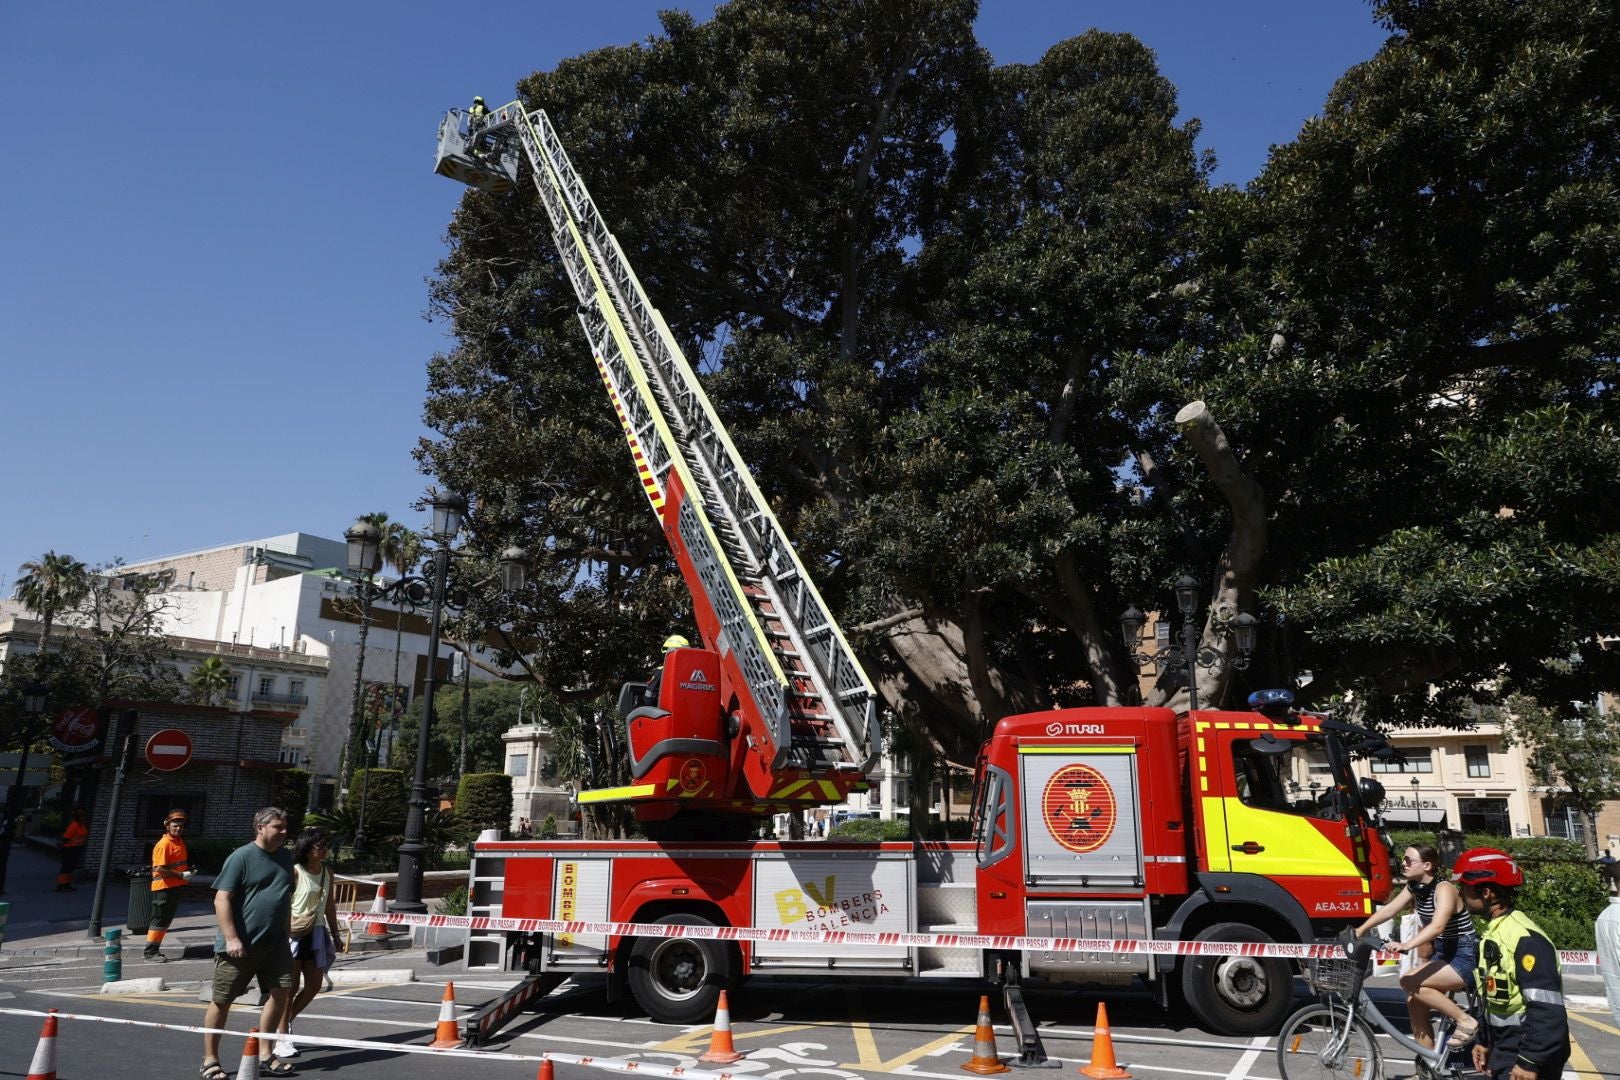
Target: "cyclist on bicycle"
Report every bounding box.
[1454,847,1569,1080]
[1356,842,1478,1048]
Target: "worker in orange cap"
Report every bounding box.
[144,809,196,961]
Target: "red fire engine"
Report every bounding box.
[432,103,1395,1045]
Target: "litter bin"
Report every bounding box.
[126,867,153,934]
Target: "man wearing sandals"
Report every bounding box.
[201,807,297,1079]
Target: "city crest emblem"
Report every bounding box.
[1040,763,1117,854]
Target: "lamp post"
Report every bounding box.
[392,492,528,913]
[0,679,48,894]
[1120,576,1259,711]
[1411,776,1422,827]
[342,520,382,857]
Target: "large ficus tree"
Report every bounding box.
[422,0,1618,766]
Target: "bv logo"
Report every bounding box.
[1040,763,1117,854]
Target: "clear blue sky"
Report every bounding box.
[0,2,1388,592]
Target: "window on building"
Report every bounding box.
[1155,621,1171,649]
[136,794,206,833]
[508,754,529,778]
[258,676,275,697]
[893,778,909,805]
[1464,744,1490,779]
[227,675,241,695]
[288,679,306,701]
[1459,797,1510,836]
[1371,747,1433,773]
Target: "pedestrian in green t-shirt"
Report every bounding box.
[200,807,296,1080]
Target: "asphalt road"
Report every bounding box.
[2,950,1616,1080]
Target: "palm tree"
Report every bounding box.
[379,522,424,760]
[188,656,233,706]
[14,551,88,656]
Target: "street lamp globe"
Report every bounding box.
[1233,612,1259,656]
[1119,606,1147,650]
[499,546,529,594]
[344,520,383,577]
[428,488,468,540]
[1174,575,1200,618]
[23,679,47,717]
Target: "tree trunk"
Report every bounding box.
[1146,402,1268,712]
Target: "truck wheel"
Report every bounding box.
[1181,922,1294,1035]
[627,913,738,1024]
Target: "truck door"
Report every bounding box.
[1199,723,1372,918]
[1019,747,1143,889]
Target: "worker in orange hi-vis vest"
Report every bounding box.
[144,809,196,961]
[56,807,89,891]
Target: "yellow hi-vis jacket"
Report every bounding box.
[1473,907,1568,1076]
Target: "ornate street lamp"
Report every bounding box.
[1120,579,1258,712]
[394,490,468,913]
[342,519,383,856]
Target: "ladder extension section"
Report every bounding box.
[502,104,877,777]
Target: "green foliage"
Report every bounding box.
[829,817,912,841]
[439,884,469,917]
[184,837,243,873]
[538,814,558,839]
[455,772,513,836]
[1494,693,1620,855]
[270,769,310,837]
[389,678,523,780]
[343,769,408,828]
[188,657,233,706]
[1384,829,1605,948]
[422,0,1620,764]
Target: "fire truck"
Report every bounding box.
[431,104,1395,1043]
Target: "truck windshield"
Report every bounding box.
[1231,735,1343,821]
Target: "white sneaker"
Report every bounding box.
[273,1037,299,1059]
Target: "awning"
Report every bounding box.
[1380,805,1449,827]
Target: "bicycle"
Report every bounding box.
[1276,933,1476,1080]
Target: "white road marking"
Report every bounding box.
[1221,1036,1270,1080]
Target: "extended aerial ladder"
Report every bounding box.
[435,105,878,824]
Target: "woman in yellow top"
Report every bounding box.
[272,828,340,1060]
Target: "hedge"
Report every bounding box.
[1385,829,1607,949]
[456,772,513,837]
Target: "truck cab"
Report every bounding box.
[971,704,1390,1034]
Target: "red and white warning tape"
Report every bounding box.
[338,910,1600,967]
[0,1007,746,1080]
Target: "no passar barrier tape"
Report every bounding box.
[0,1007,746,1080]
[335,909,1601,967]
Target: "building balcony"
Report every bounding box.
[252,691,310,707]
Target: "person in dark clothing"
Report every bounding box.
[1454,847,1569,1080]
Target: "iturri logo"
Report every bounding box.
[1045,721,1064,736]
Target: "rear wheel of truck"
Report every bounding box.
[1181,922,1294,1035]
[627,913,738,1024]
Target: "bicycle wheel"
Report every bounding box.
[1276,1004,1383,1080]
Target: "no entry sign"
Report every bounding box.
[144,728,194,771]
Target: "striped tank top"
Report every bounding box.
[1413,879,1473,941]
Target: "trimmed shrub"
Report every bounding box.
[344,768,408,829]
[456,772,513,837]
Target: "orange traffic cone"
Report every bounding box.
[430,981,464,1049]
[961,994,1009,1075]
[538,1059,555,1080]
[1078,1003,1131,1079]
[26,1010,58,1080]
[698,989,745,1064]
[236,1029,262,1080]
[365,882,392,937]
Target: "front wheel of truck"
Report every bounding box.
[1181,922,1295,1035]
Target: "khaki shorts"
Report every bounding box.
[211,938,294,1005]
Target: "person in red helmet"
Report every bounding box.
[1453,847,1568,1080]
